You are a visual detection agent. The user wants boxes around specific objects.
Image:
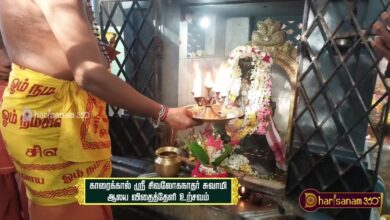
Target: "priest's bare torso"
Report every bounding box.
[0,0,108,80]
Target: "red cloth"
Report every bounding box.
[0,140,14,174]
[15,174,29,220]
[0,80,14,174]
[265,118,287,171]
[0,80,29,220]
[0,174,22,220]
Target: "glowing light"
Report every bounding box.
[214,63,229,93]
[192,63,202,97]
[199,17,210,28]
[204,71,214,89]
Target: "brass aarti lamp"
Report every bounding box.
[193,87,226,120]
[188,64,243,123]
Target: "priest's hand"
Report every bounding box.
[164,107,201,130]
[372,11,390,61]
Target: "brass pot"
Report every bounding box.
[154,146,181,177]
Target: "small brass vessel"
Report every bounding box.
[154,146,181,177]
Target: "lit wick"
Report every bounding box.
[213,67,222,93]
[219,64,231,98]
[192,63,202,97]
[190,63,227,120]
[204,71,214,97]
[239,186,250,200]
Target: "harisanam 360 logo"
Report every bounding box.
[299,189,382,212]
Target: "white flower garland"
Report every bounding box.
[226,45,273,136]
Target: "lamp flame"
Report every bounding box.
[192,63,202,97]
[204,71,214,89]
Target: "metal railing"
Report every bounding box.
[286,0,390,218]
[99,0,162,158]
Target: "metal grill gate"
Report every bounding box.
[99,0,162,159]
[286,0,390,218]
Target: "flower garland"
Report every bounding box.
[225,45,273,140]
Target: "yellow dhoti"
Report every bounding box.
[0,65,112,206]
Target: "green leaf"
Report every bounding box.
[212,144,232,166]
[188,142,209,165]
